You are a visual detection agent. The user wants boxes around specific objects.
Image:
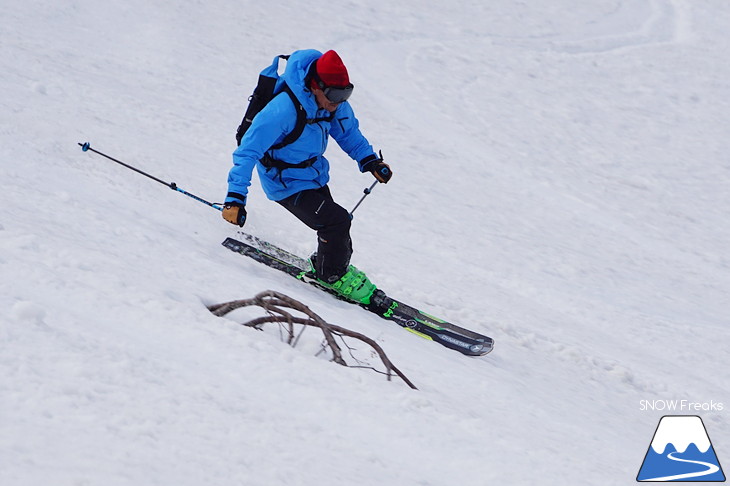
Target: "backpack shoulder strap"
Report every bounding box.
[271,83,307,150]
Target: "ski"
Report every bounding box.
[222,235,494,356]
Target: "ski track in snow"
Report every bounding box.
[358,0,690,56]
[523,0,690,54]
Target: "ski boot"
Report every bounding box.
[307,255,377,305]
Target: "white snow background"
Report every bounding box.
[1,0,729,485]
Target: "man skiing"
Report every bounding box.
[222,49,392,304]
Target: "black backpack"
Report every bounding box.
[235,55,307,149]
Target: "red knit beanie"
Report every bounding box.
[315,50,350,87]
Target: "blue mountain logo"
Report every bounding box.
[637,415,726,482]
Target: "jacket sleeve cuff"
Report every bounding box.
[358,153,379,173]
[225,192,247,205]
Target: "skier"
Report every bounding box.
[222,49,392,304]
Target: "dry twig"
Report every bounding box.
[208,290,417,389]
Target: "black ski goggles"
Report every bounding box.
[322,83,354,104]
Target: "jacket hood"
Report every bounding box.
[278,49,322,117]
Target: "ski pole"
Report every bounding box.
[349,180,378,218]
[78,142,222,211]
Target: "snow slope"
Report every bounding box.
[1,0,729,484]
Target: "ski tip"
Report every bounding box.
[79,142,91,152]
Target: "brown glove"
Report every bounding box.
[222,203,247,227]
[371,160,392,183]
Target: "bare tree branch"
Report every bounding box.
[207,290,417,389]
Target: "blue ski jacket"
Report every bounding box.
[226,49,377,204]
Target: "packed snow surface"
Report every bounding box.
[2,1,729,485]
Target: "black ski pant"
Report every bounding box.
[277,186,352,282]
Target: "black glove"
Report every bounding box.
[222,202,247,227]
[362,152,393,183]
